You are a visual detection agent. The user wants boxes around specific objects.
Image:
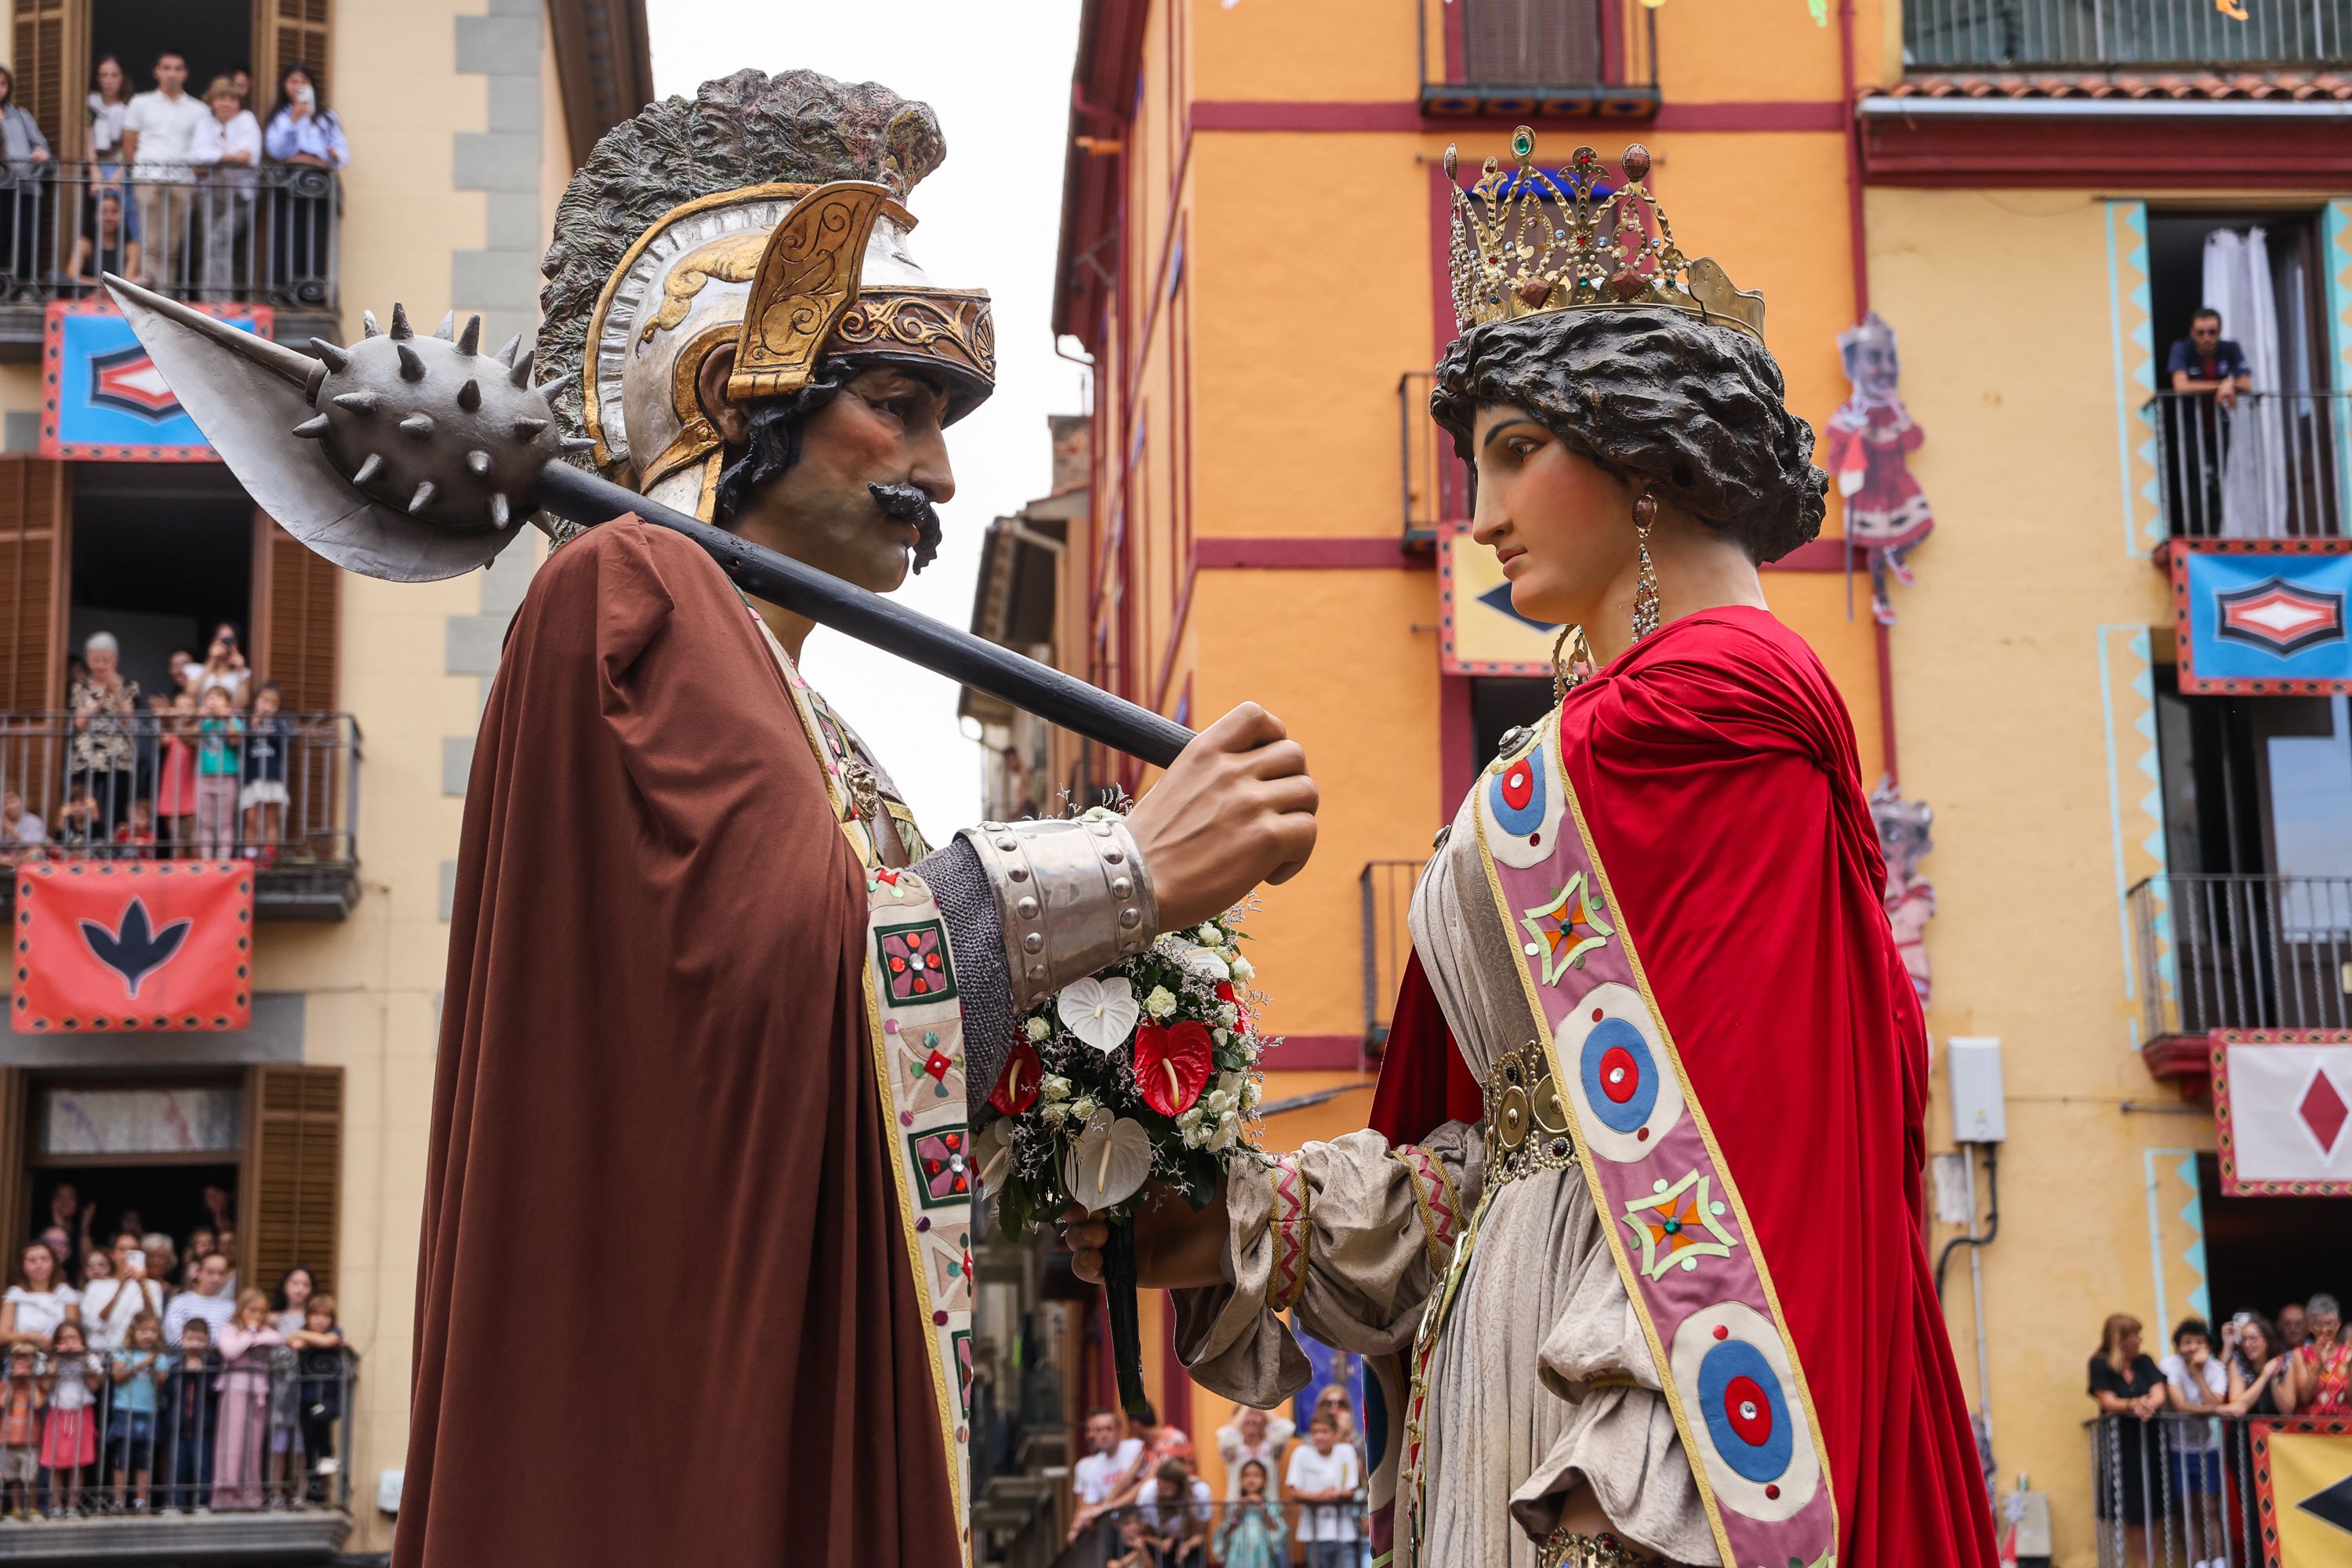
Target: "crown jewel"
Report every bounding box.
[1446,129,1766,343]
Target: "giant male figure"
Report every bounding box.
[392,71,1317,1566]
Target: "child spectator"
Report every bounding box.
[287,1293,345,1504]
[0,789,45,866]
[0,1342,39,1519]
[56,785,103,855]
[113,798,157,858]
[107,1310,167,1512]
[41,1320,100,1516]
[179,1231,214,1294]
[211,1289,277,1509]
[191,685,242,860]
[1214,1459,1289,1568]
[158,1317,217,1512]
[240,682,290,862]
[1283,1411,1360,1568]
[154,692,198,856]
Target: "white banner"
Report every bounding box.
[2221,1042,2352,1191]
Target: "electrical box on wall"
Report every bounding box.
[1947,1036,2007,1144]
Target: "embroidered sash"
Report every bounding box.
[1471,710,1837,1568]
[753,612,973,1563]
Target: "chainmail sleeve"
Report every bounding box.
[915,836,1016,1111]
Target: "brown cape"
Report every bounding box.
[393,520,960,1566]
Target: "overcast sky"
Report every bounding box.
[647,2,1088,837]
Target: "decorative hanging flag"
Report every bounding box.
[13,862,254,1033]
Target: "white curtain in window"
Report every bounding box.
[2203,227,2287,538]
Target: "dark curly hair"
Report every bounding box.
[1429,307,1827,563]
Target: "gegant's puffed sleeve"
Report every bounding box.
[1172,1120,1482,1408]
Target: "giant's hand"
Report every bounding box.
[1125,702,1318,930]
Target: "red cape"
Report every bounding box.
[1374,606,1994,1567]
[394,521,960,1566]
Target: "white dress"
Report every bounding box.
[1175,788,1716,1566]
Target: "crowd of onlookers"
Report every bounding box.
[2088,1291,2344,1568]
[0,48,348,300]
[8,627,303,866]
[1070,1386,1366,1568]
[0,1181,353,1519]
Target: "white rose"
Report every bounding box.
[1200,1089,1232,1117]
[1242,1077,1263,1110]
[1178,1105,1204,1130]
[1208,1111,1241,1152]
[1217,1003,1239,1028]
[1229,953,1255,982]
[1069,1095,1098,1122]
[1040,1102,1070,1127]
[1213,1027,1230,1046]
[1144,985,1178,1020]
[1040,1074,1071,1102]
[1024,1015,1051,1043]
[1197,924,1224,946]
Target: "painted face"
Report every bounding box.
[1469,404,1640,632]
[725,366,956,596]
[1849,339,1899,402]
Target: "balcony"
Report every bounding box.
[1418,0,1660,120]
[0,712,361,920]
[1399,370,1468,550]
[2129,873,2352,1075]
[1906,0,2352,69]
[1360,858,1428,1059]
[2148,390,2348,539]
[0,162,341,357]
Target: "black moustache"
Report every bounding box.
[869,482,942,575]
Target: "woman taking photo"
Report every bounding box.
[1064,136,1994,1567]
[260,63,344,305]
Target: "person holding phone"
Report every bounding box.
[261,63,343,299]
[192,623,249,711]
[82,1234,162,1355]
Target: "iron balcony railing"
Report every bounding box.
[2086,1412,2293,1568]
[1418,0,1661,118]
[1400,370,1468,549]
[1362,858,1428,1062]
[0,711,361,919]
[0,160,339,335]
[2147,390,2348,539]
[1907,0,2352,68]
[2129,873,2352,1040]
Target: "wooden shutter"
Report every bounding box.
[263,0,332,100]
[11,0,69,151]
[0,1072,26,1257]
[252,512,339,713]
[242,1065,341,1296]
[0,459,69,713]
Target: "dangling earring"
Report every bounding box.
[1630,488,1661,644]
[1551,623,1595,705]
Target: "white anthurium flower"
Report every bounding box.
[1182,946,1232,983]
[1057,975,1141,1054]
[1065,1109,1152,1210]
[976,1119,1015,1192]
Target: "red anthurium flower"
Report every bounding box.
[1133,1020,1214,1117]
[989,1037,1043,1116]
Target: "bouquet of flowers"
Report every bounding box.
[977,850,1274,1415]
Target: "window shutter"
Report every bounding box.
[272,0,333,98]
[0,459,69,714]
[0,1071,25,1257]
[243,1065,341,1296]
[254,512,340,713]
[11,0,70,151]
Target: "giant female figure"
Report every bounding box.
[1066,137,1994,1567]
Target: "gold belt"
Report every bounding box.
[1482,1046,1576,1187]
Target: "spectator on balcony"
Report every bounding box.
[2169,310,2252,413]
[113,797,157,858]
[1071,1407,1147,1545]
[2230,1316,2286,1420]
[2279,1300,2310,1354]
[1136,1457,1213,1568]
[0,791,44,866]
[166,648,195,696]
[138,1236,174,1303]
[66,187,145,294]
[158,1315,217,1512]
[69,632,141,838]
[155,689,198,857]
[1215,1459,1290,1568]
[2,1240,78,1352]
[241,681,290,858]
[2159,1316,2228,1551]
[89,56,130,169]
[1106,1510,1155,1568]
[84,1234,164,1356]
[193,624,249,710]
[2290,1293,2349,1416]
[189,78,260,302]
[262,64,343,302]
[285,1292,343,1504]
[0,64,51,290]
[0,1341,38,1520]
[107,1310,167,1513]
[54,786,100,855]
[1283,1411,1360,1568]
[2089,1312,2166,1568]
[1216,1403,1294,1502]
[39,1319,99,1515]
[46,1187,93,1276]
[191,684,242,859]
[162,1254,233,1349]
[121,51,209,289]
[1130,1399,1192,1475]
[177,1231,214,1295]
[211,1289,279,1509]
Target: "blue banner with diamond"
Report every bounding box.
[2172,539,2352,695]
[41,299,272,461]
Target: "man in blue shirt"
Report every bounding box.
[2168,308,2252,408]
[2165,310,2254,533]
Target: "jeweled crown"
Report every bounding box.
[1446,128,1766,343]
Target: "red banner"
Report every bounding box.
[13,862,253,1033]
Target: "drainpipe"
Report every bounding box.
[1837,0,1901,786]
